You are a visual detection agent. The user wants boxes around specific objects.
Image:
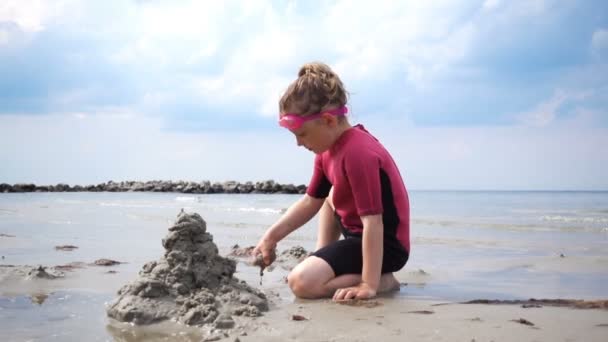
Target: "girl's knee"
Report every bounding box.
[287,269,314,298]
[287,256,335,298]
[287,265,328,298]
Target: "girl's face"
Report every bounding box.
[290,116,336,154]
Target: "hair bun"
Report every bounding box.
[282,62,348,116]
[298,65,315,77]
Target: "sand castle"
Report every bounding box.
[106,210,268,328]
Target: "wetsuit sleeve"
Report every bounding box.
[306,154,332,198]
[344,151,383,216]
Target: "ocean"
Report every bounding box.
[1,191,607,341]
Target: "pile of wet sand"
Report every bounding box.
[229,244,311,272]
[106,211,268,329]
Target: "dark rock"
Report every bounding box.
[281,184,298,194]
[27,265,63,279]
[239,182,254,193]
[13,183,36,192]
[407,310,434,314]
[182,182,200,193]
[54,262,86,271]
[223,181,239,194]
[211,182,224,193]
[214,314,236,329]
[55,245,78,251]
[54,183,71,192]
[94,259,122,266]
[511,318,534,326]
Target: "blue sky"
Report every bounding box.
[1,0,607,190]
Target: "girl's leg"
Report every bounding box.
[287,256,401,299]
[288,256,336,298]
[315,189,341,251]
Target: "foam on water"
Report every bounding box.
[234,207,283,214]
[174,196,199,202]
[540,215,608,224]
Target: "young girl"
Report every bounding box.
[252,62,410,301]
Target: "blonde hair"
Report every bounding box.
[279,62,348,116]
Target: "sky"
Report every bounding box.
[0,0,607,190]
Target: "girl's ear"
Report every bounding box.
[321,112,338,127]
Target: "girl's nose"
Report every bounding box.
[296,136,303,146]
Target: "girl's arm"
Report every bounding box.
[253,194,325,265]
[332,214,384,300]
[360,214,383,292]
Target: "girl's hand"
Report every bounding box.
[332,282,377,301]
[251,237,277,267]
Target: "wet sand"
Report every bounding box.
[240,296,608,342]
[2,255,607,341]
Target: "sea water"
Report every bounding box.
[1,191,607,340]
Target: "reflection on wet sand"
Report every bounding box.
[29,292,49,305]
[106,320,206,342]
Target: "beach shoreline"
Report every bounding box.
[2,254,608,342]
[1,192,607,341]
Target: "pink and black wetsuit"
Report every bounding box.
[308,124,410,276]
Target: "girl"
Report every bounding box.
[252,62,410,301]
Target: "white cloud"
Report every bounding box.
[591,28,608,59]
[518,91,568,127]
[482,0,501,11]
[327,1,476,85]
[3,0,572,120]
[116,0,483,114]
[0,0,68,32]
[592,29,608,49]
[516,89,593,127]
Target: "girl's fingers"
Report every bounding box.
[333,288,343,301]
[333,288,357,301]
[345,290,356,300]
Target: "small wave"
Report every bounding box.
[540,215,608,224]
[98,202,160,208]
[48,220,73,225]
[412,218,607,234]
[175,196,200,202]
[54,199,84,204]
[232,207,282,214]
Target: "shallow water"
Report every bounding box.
[1,191,607,341]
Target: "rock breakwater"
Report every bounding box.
[0,180,306,194]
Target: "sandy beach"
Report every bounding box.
[1,192,607,341]
[240,297,608,342]
[2,263,607,342]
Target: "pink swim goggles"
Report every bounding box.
[279,106,348,130]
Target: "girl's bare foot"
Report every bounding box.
[378,273,400,293]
